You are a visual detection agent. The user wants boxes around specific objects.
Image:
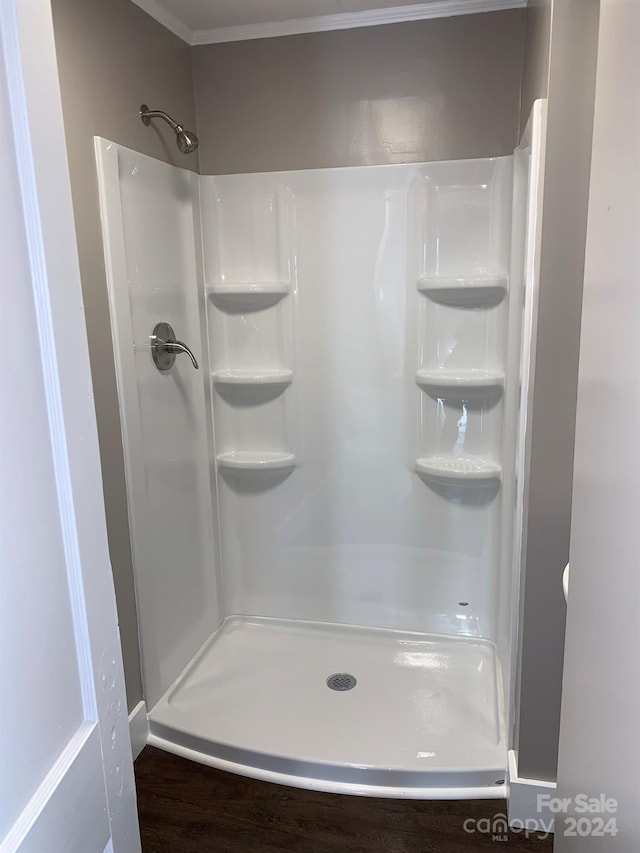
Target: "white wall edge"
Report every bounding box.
[508,750,557,833]
[128,701,149,761]
[508,97,548,747]
[132,0,525,46]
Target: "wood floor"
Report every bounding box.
[135,747,554,852]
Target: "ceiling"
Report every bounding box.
[130,0,527,45]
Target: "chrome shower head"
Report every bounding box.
[140,104,199,155]
[176,128,199,155]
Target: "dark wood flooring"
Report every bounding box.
[135,747,553,853]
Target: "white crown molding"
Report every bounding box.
[130,0,526,47]
[128,0,192,43]
[192,0,526,44]
[194,0,526,44]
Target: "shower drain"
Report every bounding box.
[326,673,357,691]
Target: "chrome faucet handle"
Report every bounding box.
[164,339,199,369]
[150,321,199,371]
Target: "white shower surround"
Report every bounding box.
[96,114,543,796]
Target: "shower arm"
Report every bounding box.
[139,104,199,154]
[140,107,182,131]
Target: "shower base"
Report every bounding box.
[148,617,507,799]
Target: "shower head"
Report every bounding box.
[140,104,199,155]
[176,128,199,155]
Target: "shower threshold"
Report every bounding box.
[147,617,507,799]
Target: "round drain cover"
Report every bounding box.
[326,673,357,691]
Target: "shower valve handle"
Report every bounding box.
[150,321,199,372]
[164,339,199,369]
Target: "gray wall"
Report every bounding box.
[520,0,553,136]
[192,11,525,174]
[515,0,599,782]
[51,0,198,711]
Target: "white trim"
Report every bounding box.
[1,728,110,852]
[128,702,149,760]
[0,0,98,722]
[1,3,141,849]
[0,724,97,852]
[507,751,556,833]
[128,0,192,43]
[131,0,526,46]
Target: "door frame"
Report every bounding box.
[0,1,139,849]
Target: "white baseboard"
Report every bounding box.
[128,700,149,760]
[508,750,557,833]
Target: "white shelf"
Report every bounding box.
[416,369,504,400]
[415,456,502,485]
[217,451,296,473]
[207,282,289,311]
[212,368,293,389]
[417,275,507,308]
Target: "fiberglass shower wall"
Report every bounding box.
[95,140,221,709]
[96,126,543,793]
[200,158,517,650]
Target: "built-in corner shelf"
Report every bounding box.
[415,369,504,400]
[212,368,293,390]
[217,451,296,473]
[417,275,508,308]
[415,456,502,486]
[207,282,289,311]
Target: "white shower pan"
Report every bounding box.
[95,104,544,801]
[149,618,506,798]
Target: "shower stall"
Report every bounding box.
[95,99,545,799]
